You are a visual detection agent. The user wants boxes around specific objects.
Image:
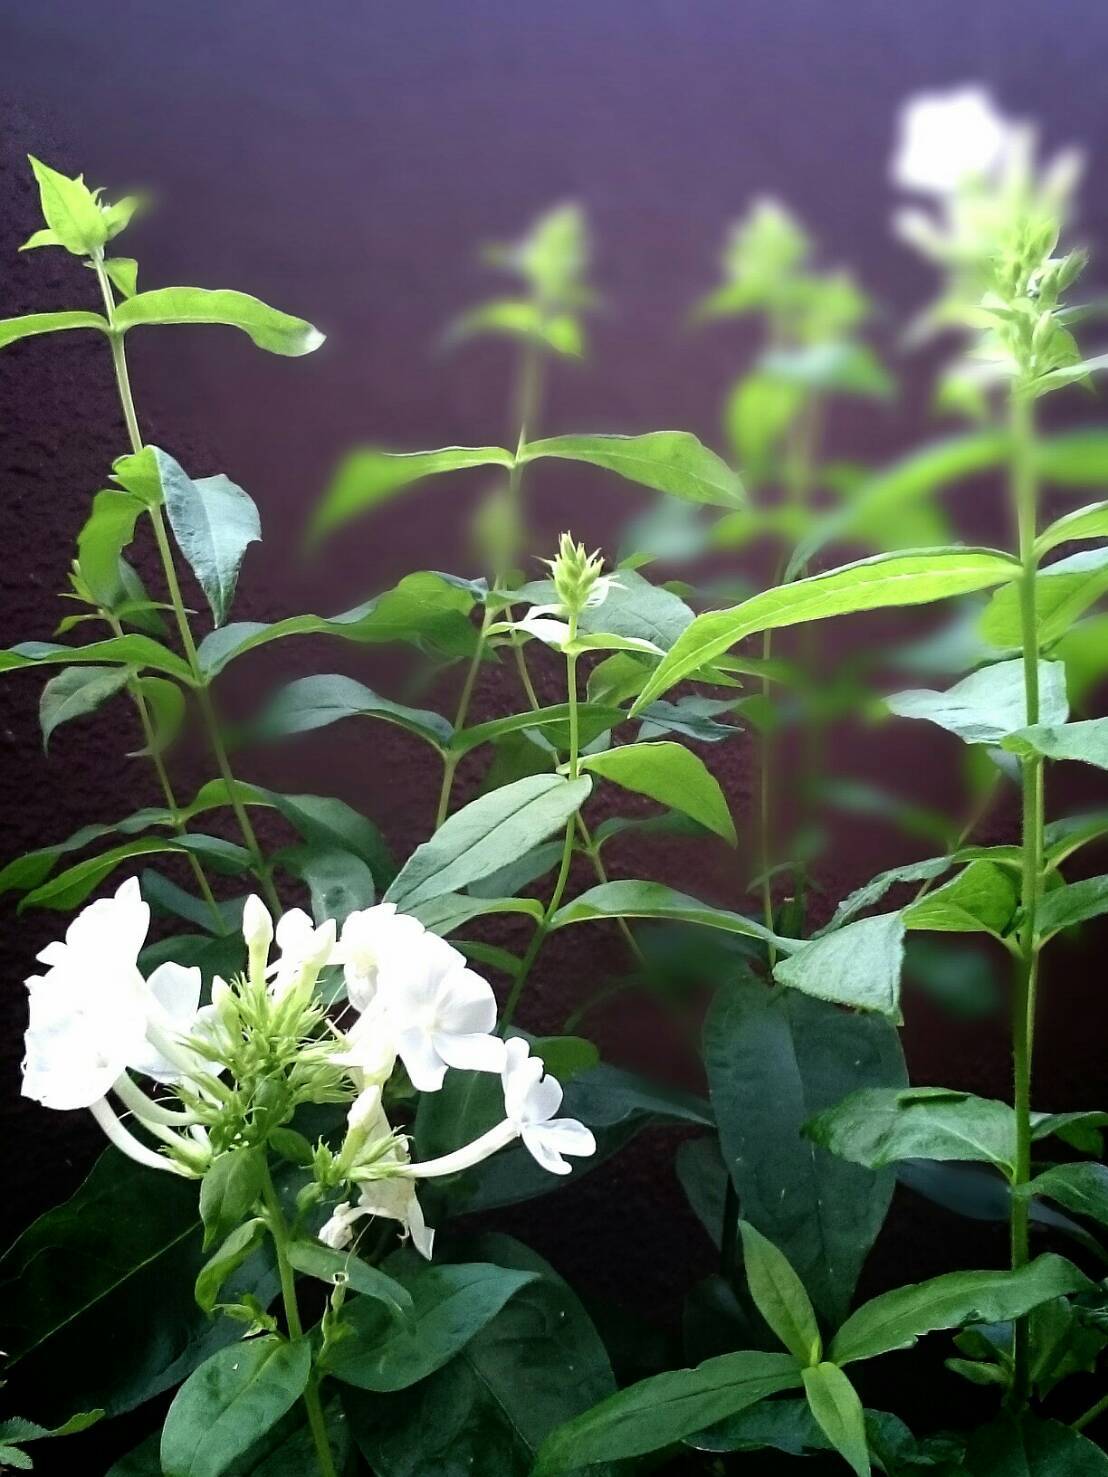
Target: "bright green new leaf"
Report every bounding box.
[312,446,513,539]
[76,488,148,608]
[725,373,805,484]
[194,1220,267,1314]
[521,431,743,508]
[739,1221,822,1365]
[130,676,186,757]
[0,310,109,350]
[39,665,131,750]
[805,1086,1018,1176]
[1037,874,1108,940]
[199,1148,266,1250]
[286,1241,414,1325]
[532,1350,804,1472]
[104,256,139,298]
[981,546,1108,647]
[773,912,906,1016]
[830,1254,1092,1366]
[550,879,794,952]
[114,287,324,356]
[385,774,591,908]
[581,741,736,843]
[903,861,1020,940]
[1004,718,1108,771]
[150,448,261,625]
[27,156,108,254]
[886,659,1068,744]
[802,1364,870,1477]
[762,340,892,399]
[253,673,453,751]
[0,634,194,684]
[1036,500,1108,558]
[1028,1163,1108,1231]
[160,1337,311,1477]
[631,549,1018,714]
[447,297,583,356]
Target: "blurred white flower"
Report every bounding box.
[337,903,428,1011]
[500,1036,596,1174]
[892,86,1015,195]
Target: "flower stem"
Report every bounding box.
[92,257,281,915]
[1008,386,1044,1411]
[260,1162,337,1477]
[1073,1390,1108,1433]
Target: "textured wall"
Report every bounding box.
[2,2,1107,1468]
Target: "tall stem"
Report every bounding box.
[260,1164,337,1477]
[92,258,281,914]
[1009,387,1044,1409]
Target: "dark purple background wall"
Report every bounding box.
[2,2,1107,1468]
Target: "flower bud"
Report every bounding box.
[545,532,610,619]
[243,895,273,987]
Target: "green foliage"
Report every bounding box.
[581,740,736,843]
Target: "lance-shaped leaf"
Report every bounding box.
[0,634,194,684]
[1004,718,1108,772]
[802,1364,870,1477]
[19,834,252,912]
[280,844,375,926]
[886,659,1068,744]
[1028,1163,1108,1231]
[39,665,131,749]
[196,572,480,678]
[805,1086,1018,1177]
[966,1414,1108,1476]
[312,445,513,538]
[705,978,905,1326]
[324,1252,537,1393]
[194,1220,267,1314]
[532,1350,804,1472]
[1036,500,1108,558]
[147,448,260,625]
[0,1152,277,1424]
[449,701,623,757]
[446,297,583,356]
[830,1254,1092,1366]
[286,1241,414,1325]
[631,548,1018,714]
[113,287,323,356]
[385,774,591,908]
[407,892,544,935]
[773,912,906,1016]
[982,546,1108,647]
[27,155,109,253]
[251,673,453,751]
[76,488,148,608]
[1037,874,1108,940]
[581,741,736,843]
[0,309,110,350]
[160,1336,312,1477]
[520,431,743,508]
[902,861,1020,940]
[550,878,794,953]
[739,1221,822,1365]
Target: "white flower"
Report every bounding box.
[374,933,505,1092]
[318,1200,362,1250]
[125,962,206,1081]
[337,903,428,1012]
[357,1176,435,1259]
[318,1095,436,1259]
[268,909,337,997]
[892,86,1015,195]
[35,874,149,974]
[501,1037,595,1175]
[242,893,274,954]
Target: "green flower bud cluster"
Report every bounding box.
[544,531,609,619]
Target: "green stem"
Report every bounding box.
[1009,386,1044,1411]
[260,1165,337,1477]
[1073,1390,1108,1433]
[93,257,281,915]
[758,627,777,967]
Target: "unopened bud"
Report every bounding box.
[545,532,609,618]
[242,895,273,986]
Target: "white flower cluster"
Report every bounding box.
[20,880,595,1259]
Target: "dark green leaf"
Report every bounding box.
[550,879,790,951]
[1004,719,1108,772]
[252,673,452,750]
[0,634,194,684]
[39,664,131,749]
[19,834,252,912]
[903,860,1020,939]
[886,659,1068,744]
[805,1086,1018,1176]
[153,448,261,626]
[1037,874,1108,939]
[279,844,375,926]
[1028,1163,1108,1230]
[285,1241,413,1324]
[195,1220,267,1314]
[200,1148,266,1249]
[966,1414,1108,1475]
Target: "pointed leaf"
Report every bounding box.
[27,156,108,254]
[1037,874,1108,939]
[252,673,453,750]
[802,1364,870,1477]
[581,741,736,843]
[966,1414,1108,1475]
[76,488,148,608]
[1036,500,1108,558]
[151,448,261,625]
[805,1086,1018,1176]
[1004,718,1108,771]
[0,310,109,349]
[20,834,252,912]
[903,860,1020,939]
[521,431,743,508]
[982,547,1108,647]
[114,287,323,356]
[886,659,1068,744]
[739,1221,821,1365]
[0,634,194,684]
[39,665,131,749]
[550,879,792,952]
[286,1241,414,1325]
[773,912,906,1016]
[1028,1163,1108,1231]
[312,446,513,539]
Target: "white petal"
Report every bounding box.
[406,1190,435,1260]
[145,962,203,1026]
[433,1030,507,1075]
[436,968,498,1035]
[534,1116,595,1157]
[520,1125,572,1175]
[395,1029,447,1093]
[519,1071,564,1126]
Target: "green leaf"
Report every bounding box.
[0,633,194,684]
[805,1086,1018,1176]
[550,879,791,952]
[903,860,1020,939]
[886,659,1068,744]
[131,675,186,757]
[739,1221,821,1364]
[27,156,108,254]
[344,1235,614,1476]
[1036,500,1108,558]
[581,741,736,844]
[195,1220,267,1314]
[160,1336,312,1477]
[76,488,148,608]
[1037,427,1108,484]
[39,664,131,749]
[449,701,622,758]
[0,309,109,349]
[0,1151,277,1423]
[532,1350,804,1471]
[982,547,1108,647]
[151,448,261,625]
[632,549,1018,714]
[199,1148,266,1250]
[196,572,480,678]
[801,1364,870,1477]
[324,1253,536,1392]
[773,912,906,1016]
[447,297,583,356]
[637,696,740,743]
[252,673,453,751]
[830,1254,1091,1365]
[312,446,513,538]
[521,431,743,509]
[762,340,892,399]
[1037,874,1108,939]
[385,774,590,908]
[19,834,252,912]
[1028,1163,1108,1230]
[104,256,139,298]
[1004,718,1108,771]
[521,566,696,652]
[966,1414,1108,1475]
[407,892,544,935]
[725,372,805,483]
[114,287,324,356]
[279,844,375,926]
[705,978,906,1326]
[285,1241,414,1325]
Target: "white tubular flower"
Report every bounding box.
[375,933,505,1092]
[242,894,274,982]
[126,962,205,1081]
[35,875,149,975]
[268,909,338,997]
[357,1177,435,1260]
[331,999,399,1086]
[319,1095,436,1260]
[501,1037,596,1175]
[337,903,428,1012]
[318,1200,363,1250]
[891,86,1015,195]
